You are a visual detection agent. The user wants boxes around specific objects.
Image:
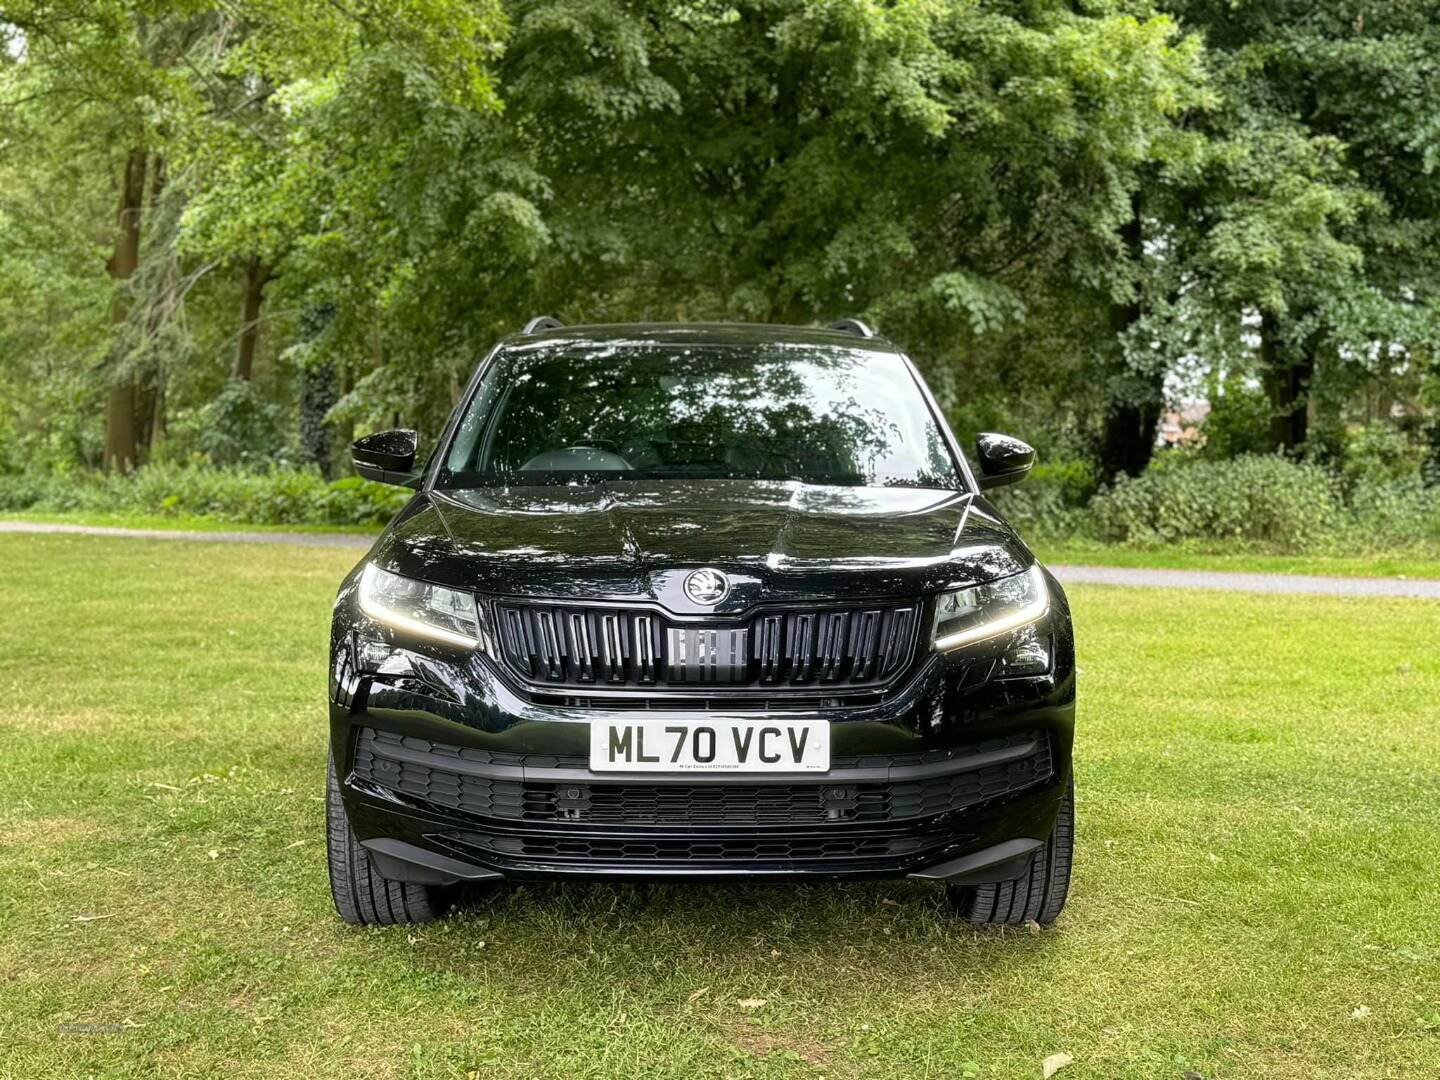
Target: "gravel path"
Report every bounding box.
[4,520,1437,598]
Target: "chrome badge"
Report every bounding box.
[682,567,730,606]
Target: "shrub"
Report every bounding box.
[0,465,409,527]
[988,458,1098,539]
[194,380,291,468]
[1334,425,1423,496]
[1088,454,1341,550]
[1342,475,1440,547]
[1197,378,1272,460]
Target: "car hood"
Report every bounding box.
[372,479,1032,610]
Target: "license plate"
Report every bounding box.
[589,718,830,772]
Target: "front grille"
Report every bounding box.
[351,728,1052,828]
[491,599,919,691]
[443,831,929,863]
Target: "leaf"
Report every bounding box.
[736,997,767,1010]
[686,987,710,1002]
[1042,1052,1074,1078]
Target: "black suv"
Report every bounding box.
[326,320,1075,926]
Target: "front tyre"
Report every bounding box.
[948,776,1074,927]
[325,755,454,926]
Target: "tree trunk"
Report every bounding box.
[297,303,339,477]
[232,255,271,381]
[1262,311,1316,452]
[1423,419,1440,488]
[149,379,166,451]
[332,358,354,473]
[103,147,148,473]
[1098,194,1161,481]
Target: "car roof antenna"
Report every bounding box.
[521,316,565,335]
[828,318,875,338]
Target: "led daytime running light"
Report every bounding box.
[932,565,1049,652]
[358,564,480,649]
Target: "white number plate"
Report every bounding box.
[589,718,830,773]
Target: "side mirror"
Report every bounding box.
[974,432,1035,490]
[352,429,420,486]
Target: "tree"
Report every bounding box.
[102,146,148,470]
[237,0,1207,439]
[7,0,1433,485]
[1158,0,1440,456]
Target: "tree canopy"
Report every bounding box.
[1,0,1437,483]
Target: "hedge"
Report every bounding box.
[0,465,410,527]
[3,455,1437,552]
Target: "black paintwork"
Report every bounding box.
[975,432,1036,490]
[352,428,421,486]
[330,323,1075,884]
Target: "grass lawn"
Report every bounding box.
[2,534,1438,1079]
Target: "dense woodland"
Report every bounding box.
[1,2,1438,538]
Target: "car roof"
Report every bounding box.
[498,321,901,354]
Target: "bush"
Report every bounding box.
[1088,454,1342,550]
[1334,425,1423,496]
[1342,475,1440,547]
[193,380,290,469]
[1197,378,1272,460]
[989,458,1098,539]
[0,465,409,527]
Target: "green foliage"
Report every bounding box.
[191,380,288,468]
[1088,454,1342,549]
[1,0,1437,504]
[1197,378,1272,460]
[1085,452,1440,552]
[989,459,1099,538]
[1334,425,1425,495]
[1345,475,1440,547]
[0,465,409,526]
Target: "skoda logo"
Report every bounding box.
[683,568,730,606]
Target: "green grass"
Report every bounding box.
[1034,538,1440,580]
[2,534,1438,1079]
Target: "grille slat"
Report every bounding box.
[816,611,848,681]
[599,613,624,683]
[634,615,657,684]
[789,613,815,681]
[535,610,563,679]
[493,599,919,691]
[565,613,593,682]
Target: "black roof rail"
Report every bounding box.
[520,316,565,335]
[828,318,875,338]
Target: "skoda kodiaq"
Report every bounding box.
[325,319,1075,926]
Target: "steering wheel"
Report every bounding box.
[519,445,633,471]
[577,437,622,453]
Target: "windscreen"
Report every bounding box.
[438,342,960,489]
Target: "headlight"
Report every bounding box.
[358,563,481,649]
[931,564,1049,652]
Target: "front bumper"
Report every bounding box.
[328,578,1076,885]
